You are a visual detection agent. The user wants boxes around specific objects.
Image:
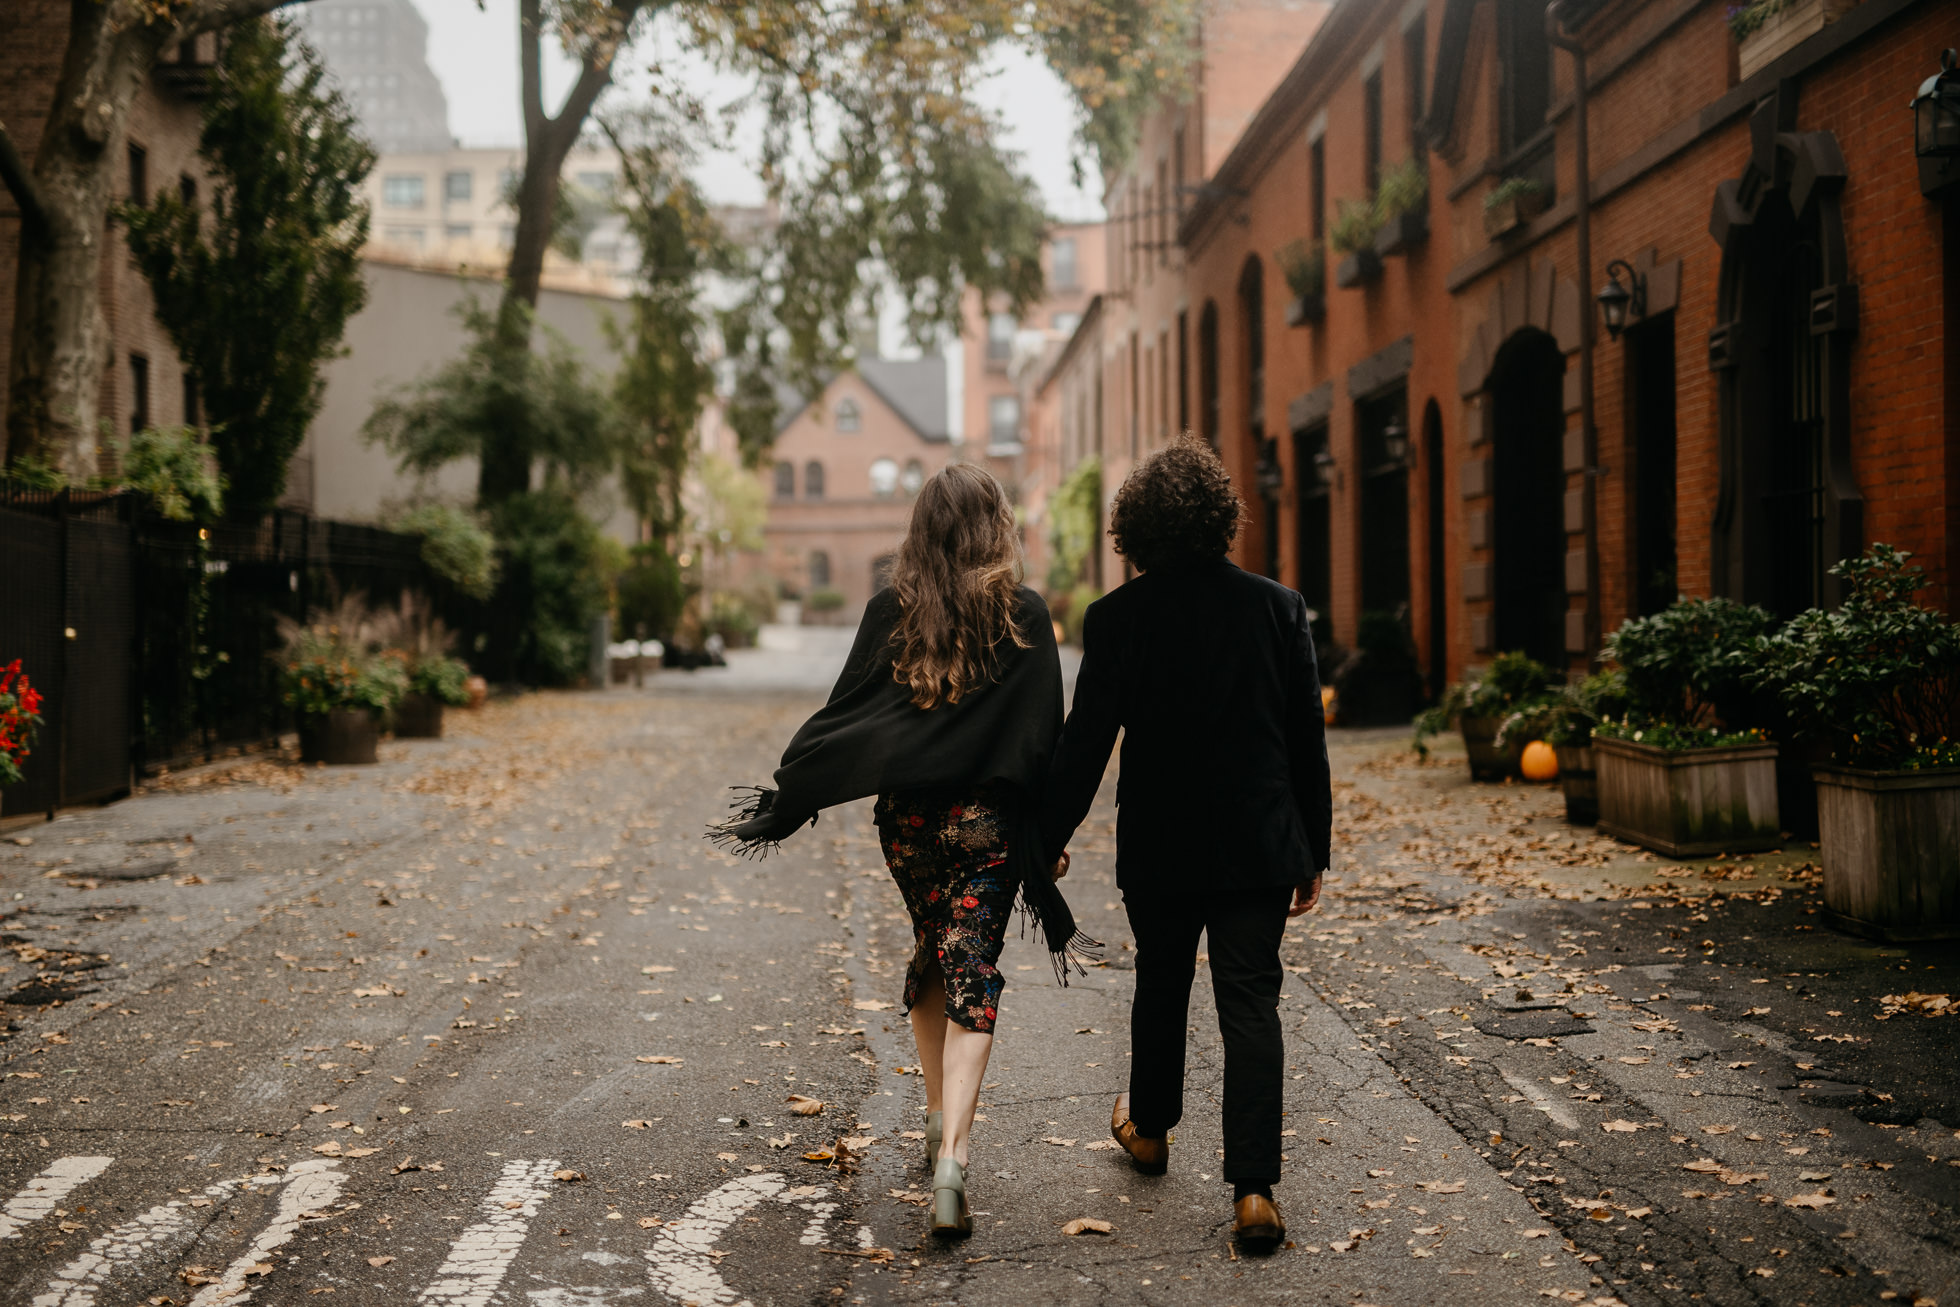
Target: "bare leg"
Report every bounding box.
[909,965,948,1116]
[936,1023,995,1167]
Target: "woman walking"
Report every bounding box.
[712,464,1087,1239]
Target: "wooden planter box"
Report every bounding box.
[1557,744,1599,825]
[1483,191,1548,240]
[1814,765,1960,941]
[1373,208,1428,256]
[394,692,444,739]
[1334,249,1383,288]
[298,709,379,765]
[1461,715,1523,782]
[1594,735,1780,856]
[1737,0,1860,79]
[1284,292,1325,327]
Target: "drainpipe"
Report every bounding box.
[1547,0,1600,665]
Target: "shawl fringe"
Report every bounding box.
[704,786,806,859]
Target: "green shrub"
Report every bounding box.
[121,426,225,522]
[1496,669,1630,749]
[487,490,608,686]
[1061,583,1103,646]
[1372,158,1427,222]
[616,543,687,641]
[1601,595,1774,731]
[1413,650,1560,755]
[1047,458,1103,594]
[705,591,761,648]
[277,628,407,715]
[806,588,846,614]
[391,502,498,599]
[1745,545,1960,768]
[1275,239,1325,300]
[1484,176,1547,212]
[409,654,472,706]
[1328,198,1381,255]
[1332,610,1424,726]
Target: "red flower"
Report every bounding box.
[908,814,925,828]
[949,806,964,818]
[983,1006,996,1022]
[961,895,979,909]
[926,890,940,901]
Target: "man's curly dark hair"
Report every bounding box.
[1108,435,1248,572]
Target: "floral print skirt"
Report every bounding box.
[873,782,1021,1034]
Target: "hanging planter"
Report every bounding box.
[1329,198,1383,289]
[1371,159,1429,257]
[1483,177,1549,240]
[1275,239,1326,326]
[1733,0,1863,80]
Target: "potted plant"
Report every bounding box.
[1499,670,1630,824]
[805,588,847,625]
[1593,596,1780,856]
[1747,546,1960,940]
[1372,158,1429,257]
[1414,650,1560,780]
[376,601,472,739]
[1483,176,1549,240]
[277,608,408,765]
[1730,0,1862,80]
[1330,198,1383,288]
[1276,239,1325,326]
[0,660,44,817]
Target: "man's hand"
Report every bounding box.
[1288,873,1323,917]
[1050,851,1071,883]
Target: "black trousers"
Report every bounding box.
[1123,882,1292,1184]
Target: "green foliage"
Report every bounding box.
[119,427,226,522]
[1373,157,1428,222]
[1601,595,1774,730]
[1046,457,1103,594]
[705,584,773,648]
[616,543,688,642]
[1484,176,1547,212]
[688,453,767,562]
[486,489,609,686]
[1056,584,1103,646]
[806,588,847,614]
[276,621,408,716]
[1592,720,1769,751]
[363,297,622,501]
[1275,239,1324,301]
[1745,545,1960,768]
[409,655,473,706]
[388,503,499,600]
[1328,198,1381,256]
[1496,669,1631,749]
[1726,0,1795,40]
[1413,651,1560,755]
[121,17,373,517]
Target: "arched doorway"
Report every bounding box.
[1293,417,1331,647]
[1356,384,1410,615]
[1709,102,1861,615]
[1488,329,1566,669]
[1197,301,1220,449]
[1421,399,1447,698]
[1238,257,1277,578]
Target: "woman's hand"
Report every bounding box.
[1288,872,1323,917]
[1050,851,1071,882]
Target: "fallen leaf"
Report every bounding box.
[554,1169,583,1183]
[1601,1120,1640,1133]
[1083,1139,1121,1151]
[636,1056,683,1065]
[1520,1229,1553,1238]
[621,1120,652,1130]
[1415,1180,1465,1193]
[1042,1137,1078,1147]
[1798,1170,1833,1182]
[1701,1125,1735,1135]
[768,1134,794,1149]
[1784,1193,1836,1209]
[786,1095,825,1116]
[715,1152,740,1163]
[641,965,676,974]
[1617,1056,1651,1065]
[308,1104,337,1114]
[1682,1159,1723,1173]
[1061,1217,1113,1236]
[366,1256,394,1268]
[637,1216,661,1228]
[852,999,893,1011]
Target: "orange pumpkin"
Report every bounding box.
[1520,739,1559,782]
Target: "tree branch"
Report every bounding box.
[543,0,647,144]
[181,0,303,39]
[520,0,547,148]
[0,119,49,239]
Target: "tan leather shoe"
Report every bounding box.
[1110,1093,1168,1175]
[1233,1193,1285,1253]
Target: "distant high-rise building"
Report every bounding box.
[295,0,451,154]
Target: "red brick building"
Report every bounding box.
[1168,0,1959,691]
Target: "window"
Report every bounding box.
[1499,0,1552,154]
[575,170,615,195]
[1172,125,1186,225]
[1364,70,1383,195]
[809,550,831,590]
[129,354,150,433]
[989,395,1021,446]
[1158,327,1171,442]
[1176,310,1189,434]
[1309,136,1326,243]
[178,174,197,205]
[900,459,925,496]
[1051,311,1081,336]
[384,226,425,247]
[986,313,1016,362]
[1405,19,1428,149]
[1051,237,1078,292]
[445,223,472,241]
[773,461,795,498]
[127,143,148,204]
[834,398,861,433]
[1155,158,1169,266]
[1140,183,1153,283]
[444,170,472,202]
[870,458,899,497]
[804,460,825,499]
[182,374,199,427]
[383,174,426,208]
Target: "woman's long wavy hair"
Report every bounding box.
[888,463,1030,709]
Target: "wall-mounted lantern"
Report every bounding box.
[1313,448,1338,489]
[1382,418,1410,467]
[1596,258,1645,341]
[1913,49,1960,197]
[1256,438,1285,497]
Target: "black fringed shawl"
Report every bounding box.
[708,585,1096,979]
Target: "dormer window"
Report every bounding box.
[834,398,861,433]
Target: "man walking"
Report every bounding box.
[1042,435,1332,1252]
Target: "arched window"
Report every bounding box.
[804,460,825,499]
[773,461,795,498]
[900,458,925,496]
[809,550,831,590]
[834,399,861,433]
[870,458,899,497]
[1198,301,1219,448]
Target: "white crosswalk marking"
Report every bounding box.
[0,1156,113,1241]
[643,1172,794,1307]
[188,1158,346,1305]
[32,1172,284,1307]
[417,1157,563,1306]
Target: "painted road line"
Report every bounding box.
[0,1156,113,1241]
[644,1172,795,1307]
[188,1158,347,1306]
[417,1157,563,1307]
[32,1172,284,1307]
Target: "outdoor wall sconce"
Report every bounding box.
[1256,439,1285,497]
[1596,259,1645,341]
[1313,448,1338,488]
[1913,49,1960,197]
[1382,418,1410,467]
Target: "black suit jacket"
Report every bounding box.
[1040,558,1332,890]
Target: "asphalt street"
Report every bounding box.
[0,629,1955,1307]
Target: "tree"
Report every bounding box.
[1,0,294,479]
[121,16,374,517]
[481,0,1195,499]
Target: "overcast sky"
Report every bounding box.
[406,0,1106,222]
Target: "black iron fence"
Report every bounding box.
[0,482,465,818]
